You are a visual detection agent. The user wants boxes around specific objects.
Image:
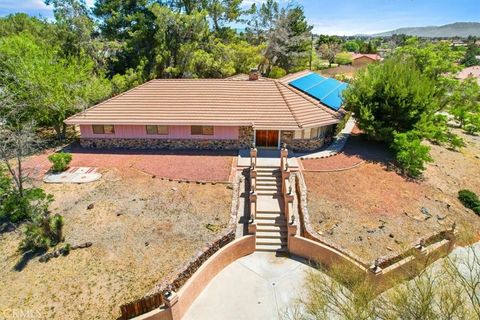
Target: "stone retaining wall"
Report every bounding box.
[280,131,330,152]
[81,126,254,150]
[80,137,240,150]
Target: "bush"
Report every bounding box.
[48,152,72,172]
[20,213,64,252]
[392,132,432,178]
[268,66,287,79]
[458,189,480,215]
[335,52,352,65]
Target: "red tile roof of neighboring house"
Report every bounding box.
[65,72,342,130]
[351,53,381,61]
[456,66,480,85]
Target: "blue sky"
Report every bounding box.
[1,0,479,35]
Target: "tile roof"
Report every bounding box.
[351,53,381,61]
[66,72,342,130]
[456,66,480,85]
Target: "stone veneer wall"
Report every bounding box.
[280,130,325,152]
[81,126,255,150]
[238,126,254,148]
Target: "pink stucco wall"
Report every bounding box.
[79,125,239,140]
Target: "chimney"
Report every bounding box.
[249,68,259,81]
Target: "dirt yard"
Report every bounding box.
[0,167,233,319]
[22,145,236,182]
[303,129,480,263]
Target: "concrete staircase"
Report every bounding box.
[254,166,287,253]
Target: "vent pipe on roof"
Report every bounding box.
[249,68,259,81]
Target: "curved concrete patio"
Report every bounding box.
[183,252,320,320]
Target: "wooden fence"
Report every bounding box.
[120,292,163,320]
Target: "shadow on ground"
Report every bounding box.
[14,249,46,272]
[341,133,395,166]
[63,142,238,157]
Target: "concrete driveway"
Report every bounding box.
[183,252,320,320]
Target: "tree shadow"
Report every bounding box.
[61,142,238,157]
[14,249,46,272]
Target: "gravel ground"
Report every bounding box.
[0,167,233,319]
[304,129,480,263]
[22,145,236,182]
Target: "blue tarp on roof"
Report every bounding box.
[288,73,348,111]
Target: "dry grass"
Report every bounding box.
[0,168,232,319]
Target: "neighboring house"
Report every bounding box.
[65,70,347,152]
[351,53,381,68]
[456,66,480,85]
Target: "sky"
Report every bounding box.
[0,0,479,36]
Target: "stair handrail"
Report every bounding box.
[280,146,294,225]
[249,147,258,226]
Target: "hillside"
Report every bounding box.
[371,22,480,38]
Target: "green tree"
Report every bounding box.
[344,40,359,52]
[335,52,353,65]
[462,43,480,67]
[392,131,433,177]
[449,77,480,134]
[0,35,111,139]
[396,38,462,79]
[262,5,312,74]
[344,57,455,176]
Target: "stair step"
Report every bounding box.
[256,237,287,246]
[255,244,288,252]
[257,191,281,196]
[256,185,279,190]
[256,213,285,220]
[256,181,281,187]
[256,225,287,232]
[256,231,287,239]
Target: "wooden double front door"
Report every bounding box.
[255,130,279,148]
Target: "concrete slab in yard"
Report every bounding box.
[43,167,101,184]
[183,252,319,320]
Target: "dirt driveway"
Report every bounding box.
[22,145,236,182]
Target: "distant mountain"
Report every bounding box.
[369,22,480,38]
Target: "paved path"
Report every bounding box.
[297,116,356,159]
[183,252,320,320]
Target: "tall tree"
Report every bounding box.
[463,43,480,67]
[262,4,312,74]
[0,35,111,139]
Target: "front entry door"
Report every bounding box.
[255,130,279,148]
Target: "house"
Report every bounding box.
[456,66,480,85]
[65,70,347,152]
[351,53,381,68]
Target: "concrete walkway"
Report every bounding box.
[297,116,356,159]
[237,149,299,169]
[183,252,320,320]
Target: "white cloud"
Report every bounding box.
[0,0,48,10]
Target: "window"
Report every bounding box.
[293,127,323,139]
[92,125,115,135]
[146,125,169,135]
[191,125,214,135]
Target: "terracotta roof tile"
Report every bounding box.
[66,73,342,130]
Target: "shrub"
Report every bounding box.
[392,131,433,178]
[20,213,64,252]
[458,189,480,215]
[268,66,287,79]
[335,52,352,65]
[48,152,72,172]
